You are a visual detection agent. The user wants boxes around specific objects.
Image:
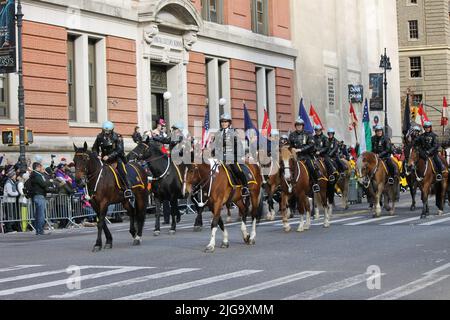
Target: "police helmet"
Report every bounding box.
[220,113,232,122]
[327,128,336,134]
[102,121,114,132]
[423,121,432,128]
[314,124,323,131]
[295,118,305,126]
[374,125,384,132]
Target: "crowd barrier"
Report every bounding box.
[0,193,159,234]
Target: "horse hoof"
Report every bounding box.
[304,224,311,231]
[226,217,232,223]
[438,211,444,216]
[244,235,251,244]
[193,226,202,232]
[323,223,330,228]
[169,230,176,236]
[284,226,291,233]
[92,246,102,252]
[296,227,304,233]
[410,205,416,211]
[314,215,320,221]
[204,246,215,253]
[221,242,230,249]
[344,206,349,210]
[133,239,141,246]
[176,217,181,223]
[250,238,256,245]
[153,230,160,237]
[104,243,113,250]
[420,215,427,220]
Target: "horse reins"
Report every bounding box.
[75,152,104,200]
[190,162,219,208]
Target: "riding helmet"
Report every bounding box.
[327,128,336,134]
[295,117,305,125]
[102,121,114,131]
[423,121,432,128]
[314,124,323,131]
[374,125,384,132]
[220,113,232,122]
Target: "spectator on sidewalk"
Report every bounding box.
[16,172,30,232]
[2,167,19,233]
[132,126,143,144]
[30,162,53,235]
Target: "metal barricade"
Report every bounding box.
[0,196,33,233]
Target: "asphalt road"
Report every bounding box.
[1,192,450,301]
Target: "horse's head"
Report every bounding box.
[184,164,203,196]
[356,152,375,186]
[279,146,295,182]
[407,147,419,170]
[127,142,150,162]
[73,141,94,187]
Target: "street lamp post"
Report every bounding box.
[16,0,26,171]
[379,48,392,137]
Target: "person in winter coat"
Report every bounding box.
[2,167,19,233]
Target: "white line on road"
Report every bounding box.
[424,263,450,276]
[0,267,147,297]
[0,265,42,273]
[345,216,395,226]
[368,274,450,300]
[203,271,324,300]
[381,217,421,226]
[311,216,362,226]
[50,268,200,299]
[418,217,450,226]
[115,270,263,300]
[283,273,384,300]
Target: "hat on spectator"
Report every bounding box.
[6,167,15,178]
[57,163,65,169]
[60,158,67,165]
[34,155,43,163]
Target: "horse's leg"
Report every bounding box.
[305,196,312,230]
[93,204,107,252]
[437,181,445,216]
[169,198,178,235]
[410,179,417,211]
[205,202,222,253]
[313,196,320,220]
[103,219,113,249]
[297,195,305,233]
[280,192,291,233]
[320,190,330,228]
[153,198,161,236]
[421,185,429,219]
[226,202,232,223]
[133,194,146,246]
[248,188,260,245]
[373,184,383,218]
[193,207,203,232]
[218,216,229,249]
[266,185,275,221]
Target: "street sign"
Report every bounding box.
[348,85,363,103]
[369,73,384,111]
[0,0,17,73]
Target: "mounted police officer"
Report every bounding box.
[414,121,444,182]
[93,121,134,201]
[289,118,320,193]
[213,113,249,196]
[327,128,347,177]
[313,125,335,182]
[371,125,398,185]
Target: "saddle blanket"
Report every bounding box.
[109,162,146,190]
[222,163,257,188]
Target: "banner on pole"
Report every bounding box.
[0,0,16,73]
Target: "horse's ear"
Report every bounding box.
[83,141,88,151]
[73,143,78,152]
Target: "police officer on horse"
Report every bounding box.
[213,113,249,196]
[371,125,398,185]
[313,125,335,182]
[289,118,320,193]
[327,128,347,177]
[93,121,134,202]
[414,121,444,182]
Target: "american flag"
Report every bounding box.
[201,107,210,150]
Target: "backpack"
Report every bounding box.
[23,178,35,199]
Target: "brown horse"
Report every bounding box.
[184,161,263,253]
[335,159,351,210]
[260,155,282,221]
[73,142,149,251]
[357,152,398,218]
[407,147,448,218]
[312,158,334,224]
[278,146,313,232]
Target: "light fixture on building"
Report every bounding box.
[379,48,392,137]
[163,91,172,101]
[219,98,227,106]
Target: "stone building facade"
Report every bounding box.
[0,0,296,162]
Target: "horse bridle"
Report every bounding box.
[188,162,219,208]
[409,147,428,182]
[361,155,380,189]
[128,143,150,161]
[74,151,104,199]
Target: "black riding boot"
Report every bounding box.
[324,157,337,182]
[234,164,250,197]
[433,155,444,181]
[335,158,347,177]
[117,161,135,205]
[385,158,396,185]
[305,159,320,193]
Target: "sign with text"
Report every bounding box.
[369,73,384,111]
[0,0,16,73]
[348,85,363,103]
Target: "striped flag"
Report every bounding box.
[359,99,372,154]
[261,109,272,138]
[201,106,210,150]
[348,102,358,131]
[309,103,324,128]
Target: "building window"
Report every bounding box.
[327,76,336,113]
[410,0,417,4]
[256,67,276,128]
[409,20,419,39]
[206,57,230,129]
[410,56,422,78]
[88,39,97,123]
[67,35,76,122]
[0,74,8,119]
[202,0,223,24]
[252,0,268,35]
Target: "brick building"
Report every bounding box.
[0,0,296,161]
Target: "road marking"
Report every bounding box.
[0,267,147,297]
[283,273,384,300]
[115,269,263,300]
[203,271,324,300]
[368,274,450,300]
[0,265,42,273]
[381,217,421,226]
[50,268,200,299]
[0,266,154,285]
[424,263,450,276]
[418,217,450,226]
[345,216,395,226]
[311,216,362,226]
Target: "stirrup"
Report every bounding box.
[436,174,443,182]
[388,178,394,185]
[312,184,320,193]
[241,187,250,197]
[124,189,133,199]
[328,175,335,182]
[340,172,346,178]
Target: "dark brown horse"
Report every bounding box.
[184,161,263,253]
[357,152,398,218]
[407,147,448,219]
[335,158,351,210]
[73,142,149,251]
[260,155,282,221]
[279,146,312,232]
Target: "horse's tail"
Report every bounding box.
[256,188,264,222]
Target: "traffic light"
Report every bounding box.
[26,129,33,145]
[2,129,15,145]
[411,107,418,121]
